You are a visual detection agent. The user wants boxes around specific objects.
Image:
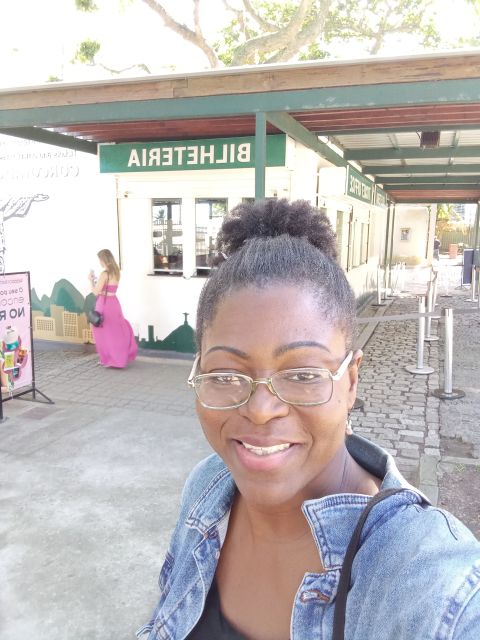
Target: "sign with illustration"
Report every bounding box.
[0,272,32,393]
[99,134,287,173]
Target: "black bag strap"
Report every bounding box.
[332,488,407,640]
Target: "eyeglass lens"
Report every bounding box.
[194,369,333,408]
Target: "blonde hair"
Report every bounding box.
[97,249,120,281]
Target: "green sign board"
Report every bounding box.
[99,134,287,173]
[346,166,373,204]
[374,186,388,208]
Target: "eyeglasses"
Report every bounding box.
[187,351,353,410]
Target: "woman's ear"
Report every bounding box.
[346,349,363,403]
[352,349,363,369]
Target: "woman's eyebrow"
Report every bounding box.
[204,345,250,358]
[273,341,332,357]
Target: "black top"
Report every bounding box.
[186,579,247,639]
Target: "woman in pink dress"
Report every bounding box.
[88,249,138,368]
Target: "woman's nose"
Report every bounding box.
[238,381,289,425]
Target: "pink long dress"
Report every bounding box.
[92,284,138,368]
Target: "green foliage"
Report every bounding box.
[214,0,441,65]
[298,43,330,61]
[72,39,101,65]
[46,75,62,83]
[436,204,463,236]
[75,0,98,11]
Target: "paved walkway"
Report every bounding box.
[1,261,479,639]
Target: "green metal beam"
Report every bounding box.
[384,184,480,191]
[2,78,480,128]
[0,126,97,154]
[392,198,479,203]
[319,123,480,136]
[363,164,480,175]
[379,176,480,185]
[346,146,480,161]
[265,111,345,167]
[255,112,266,200]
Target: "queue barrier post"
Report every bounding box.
[400,262,406,292]
[424,280,439,343]
[466,265,478,302]
[372,266,387,307]
[405,296,434,375]
[433,308,465,400]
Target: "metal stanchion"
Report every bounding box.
[405,296,434,375]
[372,266,387,307]
[399,262,406,292]
[433,308,465,400]
[466,265,478,302]
[424,281,439,343]
[440,264,453,298]
[431,271,439,310]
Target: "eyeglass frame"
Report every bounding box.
[187,350,354,410]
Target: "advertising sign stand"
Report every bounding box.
[0,272,53,416]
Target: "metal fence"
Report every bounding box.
[440,227,476,252]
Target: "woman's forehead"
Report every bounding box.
[202,285,345,355]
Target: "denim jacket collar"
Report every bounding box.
[184,435,426,569]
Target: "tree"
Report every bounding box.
[74,0,442,72]
[435,204,463,238]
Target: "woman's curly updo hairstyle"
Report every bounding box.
[196,199,356,350]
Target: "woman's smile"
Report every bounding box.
[197,284,361,507]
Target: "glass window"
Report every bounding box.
[195,198,228,273]
[152,199,183,272]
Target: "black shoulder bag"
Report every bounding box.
[88,275,109,327]
[332,488,407,640]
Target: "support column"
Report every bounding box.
[473,201,480,252]
[388,203,396,288]
[255,112,266,200]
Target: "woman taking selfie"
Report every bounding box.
[138,200,480,639]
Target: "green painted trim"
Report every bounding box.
[391,198,479,203]
[1,127,97,154]
[255,113,266,200]
[265,111,346,167]
[385,183,480,191]
[366,164,480,175]
[347,146,480,160]
[3,78,480,128]
[316,123,480,136]
[380,176,480,185]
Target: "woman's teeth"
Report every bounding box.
[241,441,291,456]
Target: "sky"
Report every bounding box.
[0,0,479,88]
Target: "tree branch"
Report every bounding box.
[141,0,220,67]
[241,0,277,33]
[231,0,318,65]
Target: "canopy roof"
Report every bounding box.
[2,50,480,204]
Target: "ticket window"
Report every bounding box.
[195,198,228,274]
[152,199,183,273]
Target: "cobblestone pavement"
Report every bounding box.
[350,262,480,536]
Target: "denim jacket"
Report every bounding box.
[138,435,480,639]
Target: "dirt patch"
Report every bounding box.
[437,463,480,539]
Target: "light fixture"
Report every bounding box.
[419,131,440,149]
